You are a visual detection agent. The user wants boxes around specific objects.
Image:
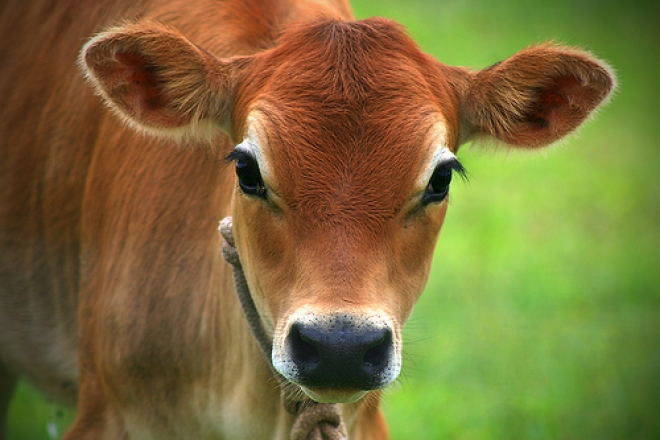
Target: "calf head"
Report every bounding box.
[81,18,614,403]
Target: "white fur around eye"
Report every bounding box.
[416,121,457,189]
[237,113,272,183]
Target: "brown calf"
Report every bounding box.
[0,0,614,438]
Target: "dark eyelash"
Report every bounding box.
[445,158,468,181]
[224,150,249,163]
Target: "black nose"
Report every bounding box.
[286,316,393,390]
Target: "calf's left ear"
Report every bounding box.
[460,44,616,148]
[80,21,251,142]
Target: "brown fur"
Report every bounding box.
[0,0,614,438]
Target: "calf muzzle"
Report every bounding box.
[285,315,394,391]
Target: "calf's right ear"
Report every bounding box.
[80,21,250,143]
[460,44,616,148]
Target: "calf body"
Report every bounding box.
[0,0,613,438]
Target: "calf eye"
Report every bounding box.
[423,159,465,205]
[225,150,267,198]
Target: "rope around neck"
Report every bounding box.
[219,217,347,440]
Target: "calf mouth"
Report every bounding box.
[300,386,367,404]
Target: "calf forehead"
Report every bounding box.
[260,104,438,227]
[243,19,451,231]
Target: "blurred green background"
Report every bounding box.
[7,0,659,438]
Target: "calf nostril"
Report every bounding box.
[362,329,392,371]
[288,323,320,370]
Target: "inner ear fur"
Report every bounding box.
[80,21,249,142]
[461,43,616,148]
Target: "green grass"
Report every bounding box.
[7,0,660,438]
[7,383,74,440]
